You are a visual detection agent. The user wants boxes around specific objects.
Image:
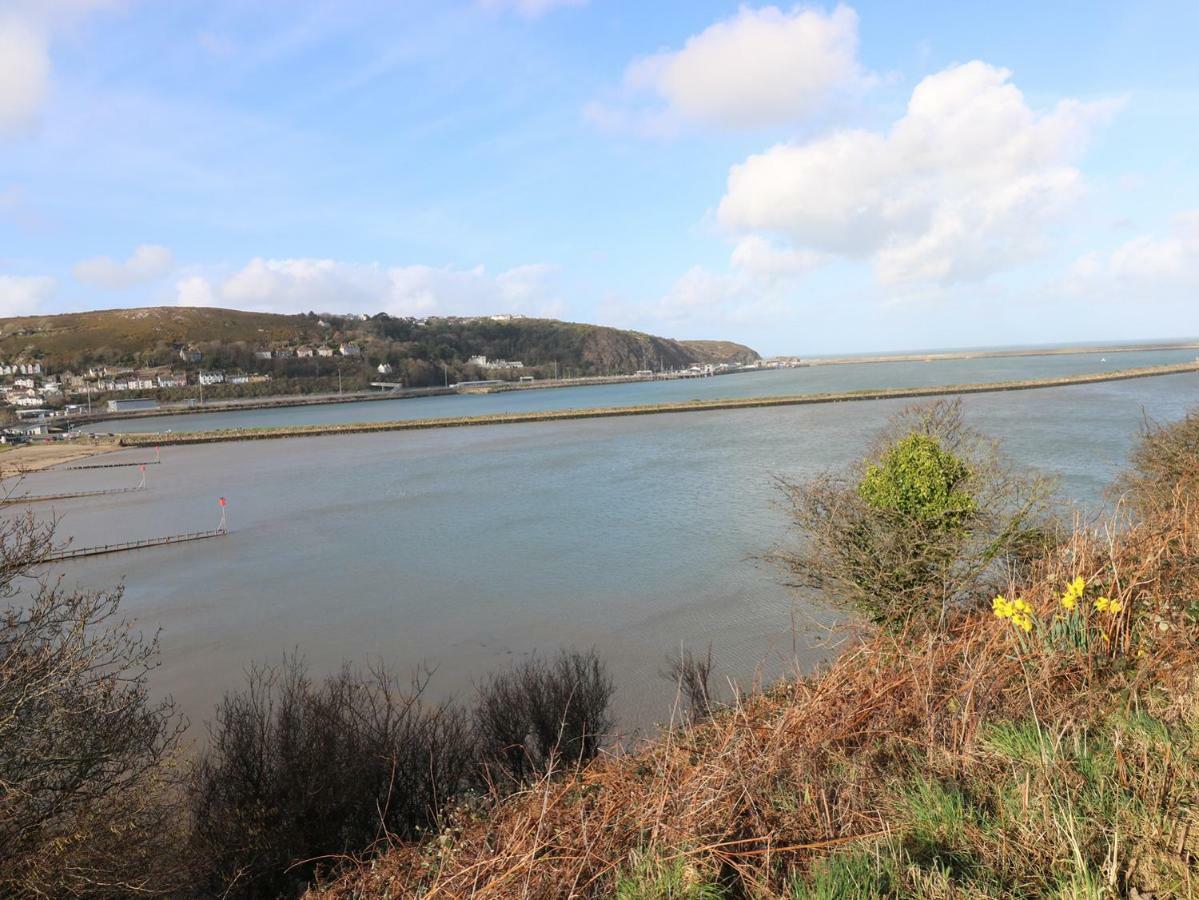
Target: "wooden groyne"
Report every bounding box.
[67,459,160,470]
[0,483,148,505]
[117,361,1199,448]
[45,528,227,562]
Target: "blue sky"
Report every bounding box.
[0,0,1197,355]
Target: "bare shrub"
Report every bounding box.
[188,655,476,898]
[776,398,1055,632]
[475,648,615,785]
[0,509,188,898]
[1115,410,1199,517]
[660,643,719,723]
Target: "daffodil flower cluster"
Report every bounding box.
[992,595,1033,632]
[1093,596,1123,615]
[1060,576,1085,610]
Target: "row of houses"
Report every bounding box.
[196,372,273,386]
[467,355,525,370]
[0,362,43,376]
[181,342,365,363]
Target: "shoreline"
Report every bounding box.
[70,340,1199,427]
[117,360,1199,447]
[0,438,120,475]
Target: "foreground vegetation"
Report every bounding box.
[319,404,1199,898]
[3,400,1199,897]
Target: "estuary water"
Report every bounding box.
[15,367,1199,738]
[95,346,1198,434]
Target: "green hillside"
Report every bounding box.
[0,307,759,390]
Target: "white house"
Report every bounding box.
[377,362,394,375]
[317,346,336,357]
[339,343,361,357]
[198,371,225,385]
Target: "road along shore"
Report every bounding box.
[117,361,1199,448]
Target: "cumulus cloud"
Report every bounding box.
[0,2,122,136]
[588,4,867,133]
[1063,210,1199,300]
[176,257,564,318]
[477,0,586,19]
[73,243,175,289]
[0,275,55,316]
[718,61,1120,285]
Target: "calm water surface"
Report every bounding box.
[95,347,1198,434]
[16,369,1199,738]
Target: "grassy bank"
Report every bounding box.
[117,360,1199,447]
[314,408,1199,899]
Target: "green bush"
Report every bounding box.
[858,434,975,526]
[778,399,1053,632]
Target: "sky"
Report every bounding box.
[0,0,1197,356]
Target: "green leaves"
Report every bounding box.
[858,434,975,527]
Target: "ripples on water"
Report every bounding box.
[18,367,1199,736]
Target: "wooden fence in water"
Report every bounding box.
[45,528,228,562]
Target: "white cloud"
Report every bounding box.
[1062,210,1199,300]
[73,243,175,289]
[176,257,564,318]
[629,264,794,332]
[477,0,586,19]
[730,235,821,277]
[589,4,867,133]
[718,61,1119,285]
[0,16,49,134]
[0,275,55,316]
[0,2,122,135]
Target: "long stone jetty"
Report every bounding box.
[119,361,1199,448]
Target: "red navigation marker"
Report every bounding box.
[219,497,226,507]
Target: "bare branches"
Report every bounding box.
[0,515,187,897]
[474,648,615,786]
[188,655,477,898]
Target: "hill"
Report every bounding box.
[0,307,759,389]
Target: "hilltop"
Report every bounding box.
[0,307,759,390]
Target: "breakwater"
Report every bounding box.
[119,361,1199,447]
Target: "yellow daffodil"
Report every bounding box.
[1094,597,1112,614]
[1109,599,1123,614]
[1013,597,1031,614]
[1012,613,1033,633]
[1060,576,1085,610]
[992,596,1012,619]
